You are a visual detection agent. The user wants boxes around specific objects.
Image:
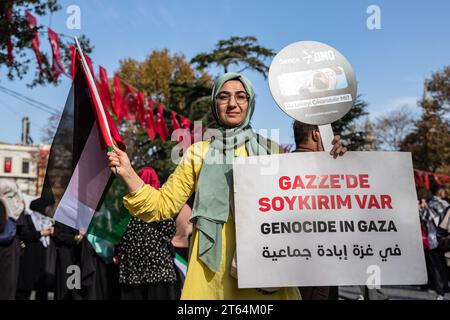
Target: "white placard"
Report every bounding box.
[233,152,427,288]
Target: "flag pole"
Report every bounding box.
[74,36,119,174]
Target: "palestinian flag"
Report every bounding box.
[38,44,127,237]
[174,253,188,278]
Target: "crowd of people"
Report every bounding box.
[0,170,193,300]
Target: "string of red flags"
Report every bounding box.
[5,7,197,145]
[70,44,196,144]
[414,169,450,190]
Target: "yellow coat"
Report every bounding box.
[124,141,301,300]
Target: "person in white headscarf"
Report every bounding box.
[0,180,23,299]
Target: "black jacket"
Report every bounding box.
[16,214,48,291]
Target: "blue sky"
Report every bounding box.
[1,0,449,146]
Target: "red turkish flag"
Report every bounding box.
[416,170,424,188]
[178,115,192,129]
[144,98,157,140]
[69,44,78,79]
[113,76,124,121]
[69,44,94,80]
[424,172,430,190]
[6,5,13,64]
[99,66,113,111]
[25,11,42,70]
[48,28,67,79]
[171,111,181,131]
[123,84,137,122]
[171,112,192,147]
[155,104,169,142]
[137,91,146,127]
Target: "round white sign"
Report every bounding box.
[268,41,357,125]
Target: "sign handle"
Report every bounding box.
[318,124,334,152]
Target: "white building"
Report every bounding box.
[0,143,50,196]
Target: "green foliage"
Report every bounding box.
[401,100,450,172]
[191,36,275,78]
[331,95,369,151]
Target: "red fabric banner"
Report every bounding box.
[417,170,423,188]
[433,174,443,186]
[6,5,13,64]
[25,11,42,70]
[123,84,137,121]
[144,98,156,140]
[69,44,78,79]
[99,66,113,111]
[424,172,430,190]
[113,76,124,121]
[137,91,146,127]
[179,115,192,129]
[171,111,181,131]
[47,28,67,79]
[155,104,169,142]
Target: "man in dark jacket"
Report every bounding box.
[15,200,54,300]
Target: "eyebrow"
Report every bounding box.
[217,90,248,94]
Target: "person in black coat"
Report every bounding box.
[53,221,120,300]
[15,209,54,300]
[53,221,83,300]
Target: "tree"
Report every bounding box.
[41,112,61,144]
[401,97,450,173]
[191,36,275,78]
[400,67,450,196]
[373,105,416,151]
[331,95,370,151]
[425,66,450,113]
[0,0,92,87]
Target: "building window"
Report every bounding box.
[22,160,30,174]
[4,157,12,173]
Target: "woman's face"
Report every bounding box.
[216,80,249,127]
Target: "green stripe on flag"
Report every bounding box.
[175,253,188,267]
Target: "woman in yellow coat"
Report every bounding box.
[108,73,346,299]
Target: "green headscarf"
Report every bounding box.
[190,73,276,272]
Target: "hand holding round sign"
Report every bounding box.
[268,41,357,151]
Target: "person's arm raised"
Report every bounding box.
[107,146,145,193]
